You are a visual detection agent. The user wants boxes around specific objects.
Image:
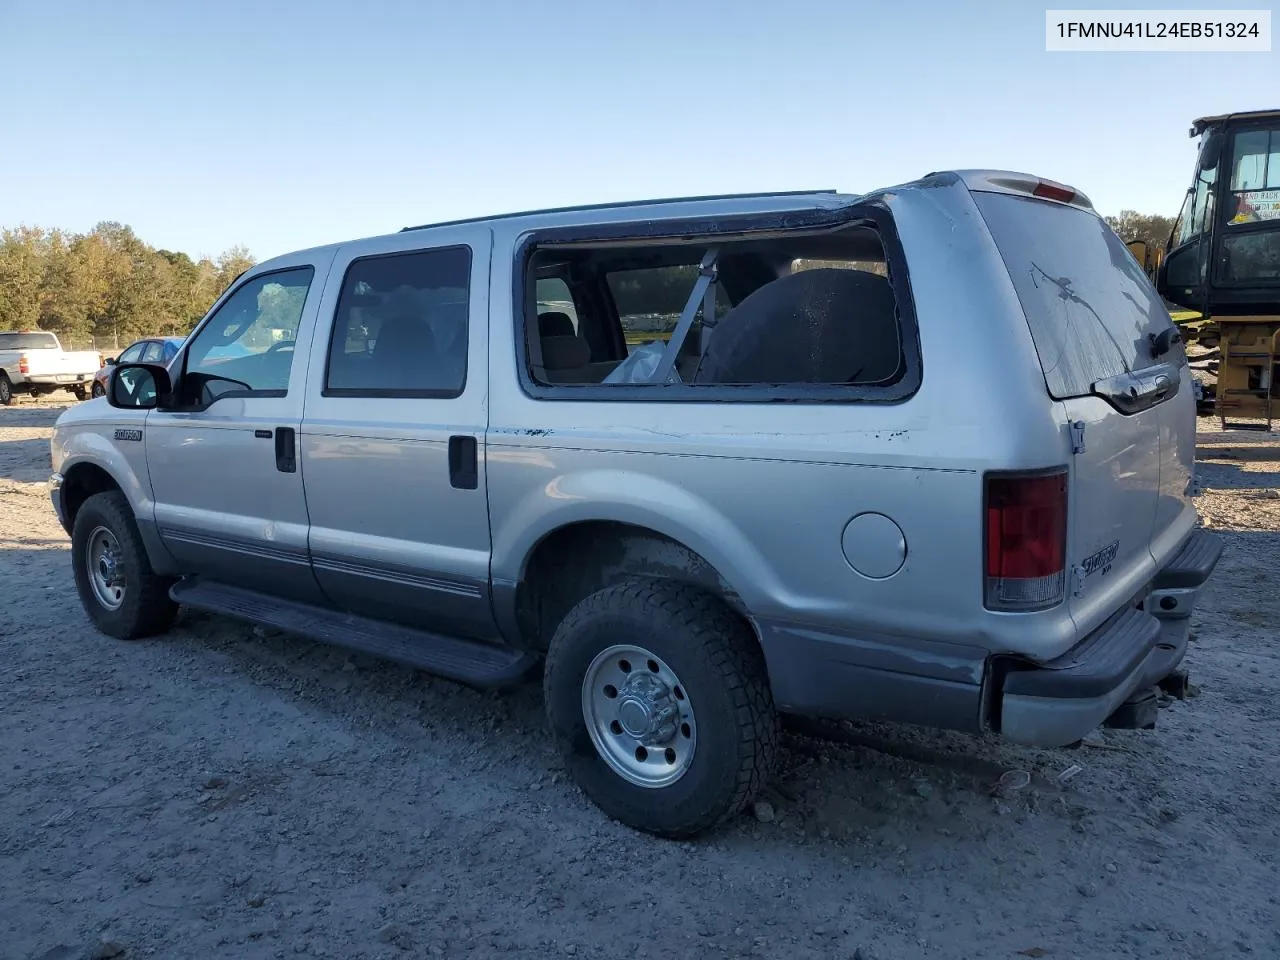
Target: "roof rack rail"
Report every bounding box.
[399,189,839,233]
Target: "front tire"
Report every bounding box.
[71,491,178,639]
[544,579,778,838]
[91,382,106,398]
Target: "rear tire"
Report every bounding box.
[71,491,178,639]
[73,385,89,401]
[544,578,778,838]
[0,373,13,406]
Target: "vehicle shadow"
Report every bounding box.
[151,604,1127,843]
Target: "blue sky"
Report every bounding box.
[0,0,1275,261]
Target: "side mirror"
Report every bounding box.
[105,357,117,365]
[107,363,172,410]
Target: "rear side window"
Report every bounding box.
[325,246,471,397]
[974,192,1175,400]
[518,212,918,403]
[0,332,58,350]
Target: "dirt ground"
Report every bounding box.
[1,398,1277,960]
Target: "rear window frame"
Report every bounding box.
[510,202,923,404]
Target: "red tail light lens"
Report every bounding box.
[18,354,29,375]
[985,470,1068,611]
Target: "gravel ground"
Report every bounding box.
[1,398,1277,960]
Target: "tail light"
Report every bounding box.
[985,470,1068,611]
[18,354,29,375]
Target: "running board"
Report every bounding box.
[170,578,538,689]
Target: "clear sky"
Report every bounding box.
[1,0,1275,261]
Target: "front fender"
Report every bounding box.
[53,419,155,520]
[490,467,790,615]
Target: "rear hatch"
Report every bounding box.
[971,179,1193,630]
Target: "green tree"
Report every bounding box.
[0,220,257,348]
[1104,211,1177,251]
[0,226,47,331]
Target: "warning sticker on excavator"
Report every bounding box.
[1230,189,1280,224]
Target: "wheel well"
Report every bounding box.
[516,521,751,652]
[60,463,122,531]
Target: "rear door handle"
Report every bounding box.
[1091,363,1181,415]
[274,427,297,473]
[448,435,478,490]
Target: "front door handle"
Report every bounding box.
[274,427,297,473]
[448,435,478,490]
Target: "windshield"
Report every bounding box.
[974,192,1177,400]
[0,332,59,351]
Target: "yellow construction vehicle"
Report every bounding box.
[1157,108,1280,429]
[1126,239,1164,280]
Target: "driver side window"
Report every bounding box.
[183,267,315,400]
[117,343,146,364]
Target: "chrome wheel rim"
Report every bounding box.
[86,525,126,610]
[581,644,697,788]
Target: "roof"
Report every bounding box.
[253,169,1093,272]
[252,189,857,272]
[399,189,845,234]
[1190,108,1280,136]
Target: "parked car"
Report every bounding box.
[48,171,1222,838]
[0,330,103,404]
[92,336,185,398]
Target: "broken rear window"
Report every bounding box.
[524,224,908,395]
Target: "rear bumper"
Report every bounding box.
[25,373,92,387]
[997,528,1224,747]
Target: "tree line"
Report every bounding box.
[1,210,1178,349]
[1103,211,1177,252]
[0,222,255,349]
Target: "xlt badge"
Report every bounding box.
[1081,540,1120,579]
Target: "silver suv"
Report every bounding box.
[49,171,1222,837]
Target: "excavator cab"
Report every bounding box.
[1159,110,1280,428]
[1160,110,1280,314]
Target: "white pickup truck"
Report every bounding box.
[0,331,103,405]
